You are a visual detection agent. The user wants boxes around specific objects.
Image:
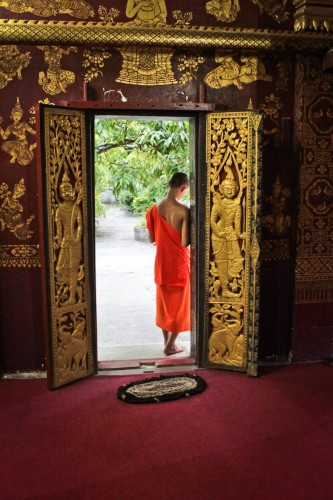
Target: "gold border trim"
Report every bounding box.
[0,20,332,50]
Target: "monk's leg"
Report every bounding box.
[162,329,169,346]
[164,333,183,355]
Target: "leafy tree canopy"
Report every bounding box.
[94,118,190,222]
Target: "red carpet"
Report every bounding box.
[1,363,332,500]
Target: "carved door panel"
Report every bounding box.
[203,111,262,375]
[37,104,97,389]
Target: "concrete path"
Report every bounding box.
[95,204,190,361]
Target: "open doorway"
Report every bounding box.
[94,115,196,367]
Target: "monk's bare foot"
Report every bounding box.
[164,343,184,355]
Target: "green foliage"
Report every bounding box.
[94,118,190,222]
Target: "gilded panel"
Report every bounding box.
[41,106,95,387]
[205,112,262,375]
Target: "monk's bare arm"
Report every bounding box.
[181,207,190,247]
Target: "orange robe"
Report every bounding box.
[146,204,190,334]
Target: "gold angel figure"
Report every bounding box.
[54,170,83,306]
[0,178,35,240]
[38,46,77,95]
[206,0,240,22]
[0,46,31,90]
[0,98,36,165]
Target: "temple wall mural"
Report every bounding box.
[0,0,332,372]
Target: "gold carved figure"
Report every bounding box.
[205,54,272,90]
[206,0,240,22]
[263,176,291,235]
[38,46,77,95]
[208,303,244,365]
[54,169,83,306]
[126,0,167,26]
[57,313,87,373]
[211,169,245,297]
[0,0,94,18]
[0,98,36,165]
[0,178,35,240]
[0,45,31,90]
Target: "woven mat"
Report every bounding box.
[117,373,206,404]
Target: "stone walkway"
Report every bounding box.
[95,203,190,361]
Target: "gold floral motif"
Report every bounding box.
[172,10,193,28]
[177,54,204,84]
[0,178,35,240]
[38,46,77,95]
[0,244,40,268]
[82,48,112,83]
[0,0,94,18]
[205,53,272,90]
[0,45,31,90]
[0,97,36,165]
[29,99,55,125]
[98,5,120,24]
[206,0,240,22]
[116,46,177,86]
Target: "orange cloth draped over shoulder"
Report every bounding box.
[146,204,190,334]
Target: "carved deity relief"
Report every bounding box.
[54,168,84,307]
[0,0,94,18]
[0,98,36,165]
[206,0,240,22]
[0,45,31,90]
[0,178,35,240]
[57,311,88,375]
[263,176,291,236]
[38,46,77,95]
[205,53,272,90]
[207,115,253,368]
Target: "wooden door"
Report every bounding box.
[201,111,262,376]
[36,104,97,389]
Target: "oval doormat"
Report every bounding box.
[117,373,206,404]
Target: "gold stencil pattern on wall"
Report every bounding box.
[0,98,36,165]
[177,54,204,84]
[206,0,240,22]
[0,178,35,240]
[117,46,177,86]
[263,175,291,236]
[294,56,333,303]
[29,99,55,125]
[38,46,77,95]
[250,0,290,23]
[98,5,120,24]
[0,0,94,18]
[0,46,31,90]
[125,0,167,26]
[259,93,283,137]
[82,48,112,83]
[172,10,193,28]
[0,244,40,268]
[205,53,272,90]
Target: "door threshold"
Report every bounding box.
[98,356,196,374]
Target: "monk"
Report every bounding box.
[146,172,190,355]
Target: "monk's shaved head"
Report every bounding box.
[169,172,189,188]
